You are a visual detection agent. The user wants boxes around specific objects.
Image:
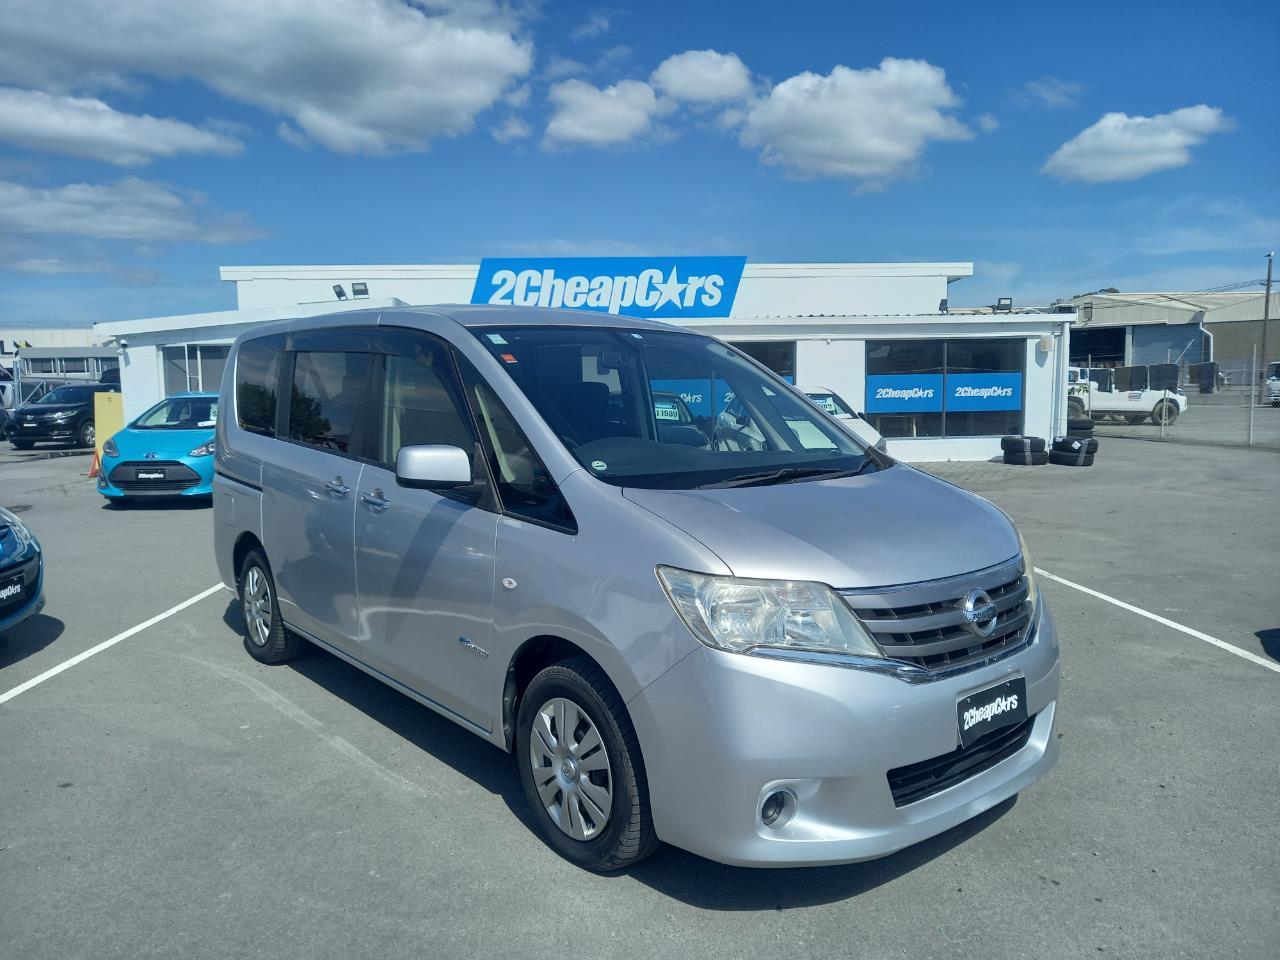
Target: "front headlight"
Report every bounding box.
[102,437,119,458]
[1016,528,1040,623]
[187,440,215,457]
[656,566,882,659]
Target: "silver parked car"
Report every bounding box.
[214,306,1059,871]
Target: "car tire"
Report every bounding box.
[1067,398,1085,419]
[516,656,659,872]
[1152,400,1179,425]
[78,419,95,448]
[1066,417,1094,435]
[1126,415,1148,425]
[1052,436,1099,454]
[1003,450,1048,465]
[1049,449,1094,467]
[1000,435,1046,454]
[238,549,306,664]
[11,439,34,450]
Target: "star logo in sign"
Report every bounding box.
[652,267,687,309]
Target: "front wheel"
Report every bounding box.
[517,657,658,872]
[11,439,34,450]
[1152,400,1179,426]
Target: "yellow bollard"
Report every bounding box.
[93,391,125,461]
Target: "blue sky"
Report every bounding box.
[0,0,1274,326]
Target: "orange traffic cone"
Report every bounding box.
[87,452,100,479]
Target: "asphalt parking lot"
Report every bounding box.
[2,440,1277,960]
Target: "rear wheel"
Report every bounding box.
[238,549,306,664]
[517,657,658,872]
[1152,400,1179,425]
[78,419,95,448]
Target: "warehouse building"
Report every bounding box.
[94,259,1074,461]
[1063,290,1274,377]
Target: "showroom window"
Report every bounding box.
[731,341,796,382]
[865,339,1024,438]
[162,343,231,395]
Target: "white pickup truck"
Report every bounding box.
[1266,361,1280,407]
[1067,366,1188,425]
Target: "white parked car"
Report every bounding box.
[1066,367,1187,425]
[1265,361,1280,407]
[798,385,887,452]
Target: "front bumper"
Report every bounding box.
[10,421,77,442]
[0,552,45,633]
[98,456,214,498]
[629,604,1060,867]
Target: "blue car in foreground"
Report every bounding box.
[0,506,44,634]
[98,392,218,503]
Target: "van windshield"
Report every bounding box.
[474,326,879,489]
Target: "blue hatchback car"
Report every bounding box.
[0,506,44,634]
[98,392,218,502]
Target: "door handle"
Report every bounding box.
[325,477,351,498]
[361,489,390,511]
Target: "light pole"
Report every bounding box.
[1261,252,1273,404]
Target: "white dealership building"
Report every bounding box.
[95,260,1073,461]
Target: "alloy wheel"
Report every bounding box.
[243,566,272,647]
[528,697,613,841]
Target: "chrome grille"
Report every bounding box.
[841,556,1033,673]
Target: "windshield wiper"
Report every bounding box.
[697,460,873,489]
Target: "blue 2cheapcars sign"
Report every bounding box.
[471,256,747,319]
[946,373,1022,411]
[865,375,944,413]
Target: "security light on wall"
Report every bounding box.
[995,297,1013,312]
[938,298,948,314]
[352,282,369,298]
[333,284,347,300]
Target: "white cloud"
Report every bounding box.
[0,178,259,242]
[739,58,972,188]
[0,87,241,165]
[977,113,1000,132]
[1019,77,1083,109]
[491,116,531,142]
[4,257,111,275]
[544,79,668,147]
[0,0,533,154]
[651,50,751,104]
[1042,105,1233,183]
[542,56,587,81]
[571,11,610,41]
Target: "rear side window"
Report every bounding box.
[288,351,374,456]
[236,336,284,436]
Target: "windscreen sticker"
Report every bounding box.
[486,333,508,345]
[590,460,608,472]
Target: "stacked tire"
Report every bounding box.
[1066,416,1095,437]
[1001,435,1047,465]
[1050,435,1098,467]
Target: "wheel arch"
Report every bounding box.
[502,635,624,752]
[232,531,266,585]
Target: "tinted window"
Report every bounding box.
[944,339,1023,437]
[289,351,374,455]
[457,354,576,531]
[36,386,94,404]
[236,336,283,436]
[377,344,474,467]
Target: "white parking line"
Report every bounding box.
[0,584,225,706]
[1035,567,1280,675]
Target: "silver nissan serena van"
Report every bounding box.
[214,305,1059,871]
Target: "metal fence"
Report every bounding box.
[1083,354,1279,450]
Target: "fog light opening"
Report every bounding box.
[760,789,796,829]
